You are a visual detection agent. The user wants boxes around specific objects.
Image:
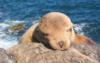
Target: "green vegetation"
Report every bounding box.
[9,23,25,32]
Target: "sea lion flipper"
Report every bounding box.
[74,34,96,45]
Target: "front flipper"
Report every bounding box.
[74,34,96,45]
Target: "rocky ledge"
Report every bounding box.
[0,42,98,63]
[0,48,16,63]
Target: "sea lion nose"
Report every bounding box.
[58,41,64,48]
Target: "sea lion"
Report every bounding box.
[19,12,96,50]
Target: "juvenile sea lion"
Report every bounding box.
[20,12,95,50]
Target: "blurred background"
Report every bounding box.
[0,0,100,49]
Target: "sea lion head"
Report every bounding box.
[35,12,75,50]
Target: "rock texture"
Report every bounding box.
[8,42,100,63]
[73,43,99,61]
[9,22,25,32]
[97,45,100,62]
[0,48,16,63]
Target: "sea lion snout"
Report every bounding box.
[58,41,64,48]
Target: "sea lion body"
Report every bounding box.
[19,12,95,50]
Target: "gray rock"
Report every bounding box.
[97,45,100,62]
[73,43,99,62]
[9,43,100,63]
[0,48,16,63]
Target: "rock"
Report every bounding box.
[8,23,25,32]
[97,45,100,62]
[0,48,16,63]
[8,43,100,63]
[73,43,99,62]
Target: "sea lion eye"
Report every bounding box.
[67,28,72,32]
[69,28,72,32]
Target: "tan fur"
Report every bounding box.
[19,12,96,50]
[36,12,76,50]
[19,23,39,44]
[74,34,96,45]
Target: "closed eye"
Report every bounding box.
[67,28,72,32]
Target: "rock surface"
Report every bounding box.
[0,48,16,63]
[8,42,100,63]
[8,23,25,32]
